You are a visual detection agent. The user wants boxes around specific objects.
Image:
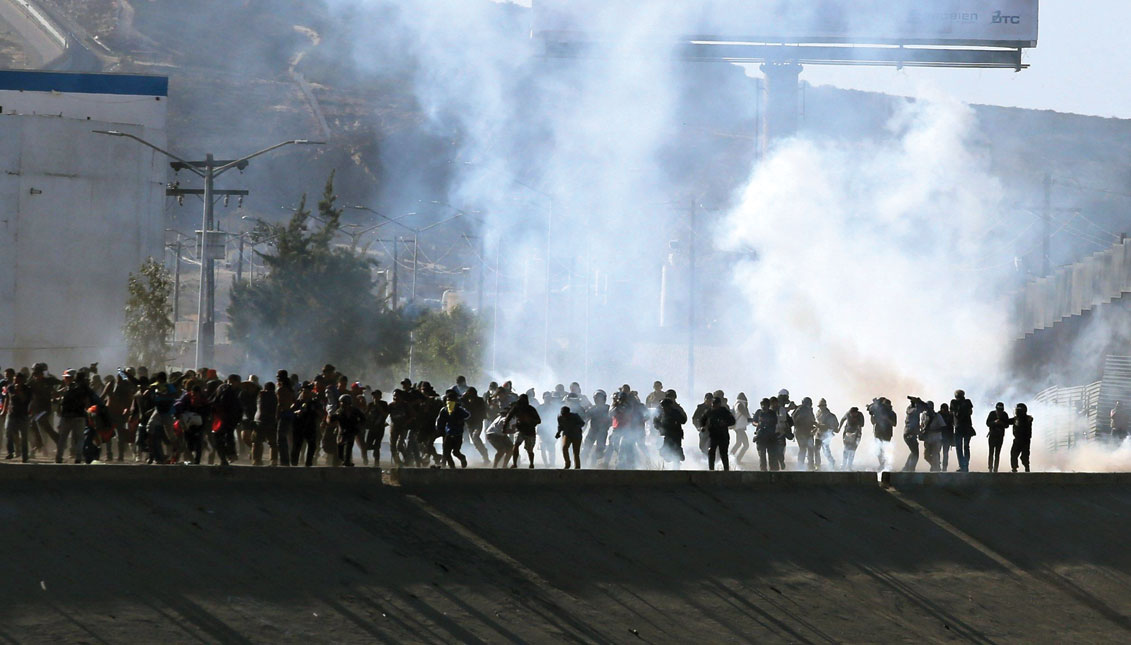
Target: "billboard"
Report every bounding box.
[533,1,1039,48]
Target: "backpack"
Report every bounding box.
[929,412,947,432]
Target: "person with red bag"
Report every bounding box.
[174,384,210,464]
[81,404,113,464]
[209,374,243,466]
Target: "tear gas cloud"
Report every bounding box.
[322,0,1117,469]
[721,93,1011,407]
[329,2,1007,389]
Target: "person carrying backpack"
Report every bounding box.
[920,401,946,472]
[654,396,688,469]
[505,394,541,469]
[753,398,779,472]
[839,407,865,471]
[814,399,839,471]
[792,397,818,471]
[700,396,737,471]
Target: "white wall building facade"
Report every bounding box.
[0,69,169,370]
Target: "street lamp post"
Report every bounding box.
[165,229,202,328]
[93,131,323,369]
[348,204,483,381]
[236,232,244,283]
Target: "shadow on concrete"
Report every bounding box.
[0,466,1129,642]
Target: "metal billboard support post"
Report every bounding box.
[760,61,803,148]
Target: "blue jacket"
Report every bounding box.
[436,405,471,437]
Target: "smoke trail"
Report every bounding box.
[327,0,743,387]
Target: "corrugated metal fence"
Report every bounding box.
[1016,239,1131,339]
[1034,355,1131,451]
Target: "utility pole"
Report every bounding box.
[688,198,696,399]
[407,234,420,382]
[392,238,399,308]
[94,131,322,369]
[201,154,216,367]
[172,239,182,323]
[1043,172,1052,277]
[411,235,419,302]
[583,227,592,387]
[492,241,501,374]
[236,233,245,283]
[544,198,554,373]
[168,153,251,370]
[477,235,486,315]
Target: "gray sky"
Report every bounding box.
[510,0,1128,119]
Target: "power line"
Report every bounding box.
[1054,177,1131,200]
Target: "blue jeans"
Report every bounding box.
[954,434,972,471]
[902,435,919,471]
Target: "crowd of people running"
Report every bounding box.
[0,362,1038,473]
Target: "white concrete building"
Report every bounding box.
[0,69,169,370]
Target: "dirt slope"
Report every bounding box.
[0,467,1129,643]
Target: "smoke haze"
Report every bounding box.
[109,0,1113,469]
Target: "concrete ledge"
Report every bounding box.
[0,464,874,488]
[389,468,879,488]
[0,463,387,485]
[884,471,1131,488]
[8,464,1131,490]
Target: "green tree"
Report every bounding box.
[228,173,411,377]
[412,305,486,386]
[123,257,174,368]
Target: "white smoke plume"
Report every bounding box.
[721,92,1011,406]
[328,0,734,386]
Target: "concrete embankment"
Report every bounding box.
[1,465,1129,643]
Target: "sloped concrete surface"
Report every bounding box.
[0,465,1128,643]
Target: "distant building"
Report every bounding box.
[0,69,169,370]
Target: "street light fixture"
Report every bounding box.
[94,130,323,369]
